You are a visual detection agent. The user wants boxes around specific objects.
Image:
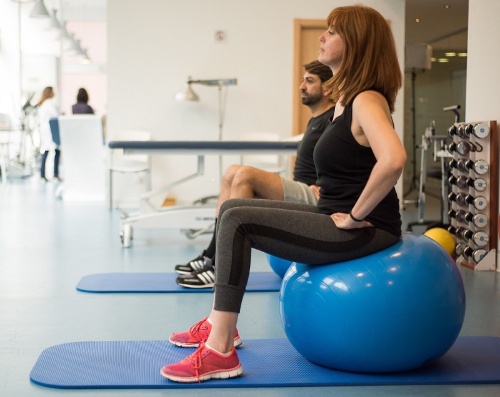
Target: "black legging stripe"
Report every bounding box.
[214,198,400,313]
[228,223,376,286]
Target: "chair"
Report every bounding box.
[58,115,107,202]
[239,132,289,175]
[108,130,152,209]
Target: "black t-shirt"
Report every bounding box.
[313,103,401,236]
[293,106,335,185]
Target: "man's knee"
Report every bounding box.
[232,166,260,187]
[222,164,242,186]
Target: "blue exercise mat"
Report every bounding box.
[30,337,500,389]
[76,272,282,293]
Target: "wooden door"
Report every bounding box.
[292,19,327,136]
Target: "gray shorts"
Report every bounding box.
[280,177,318,205]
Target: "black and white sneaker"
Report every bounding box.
[175,252,210,275]
[176,263,215,289]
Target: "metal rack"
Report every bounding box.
[447,120,498,271]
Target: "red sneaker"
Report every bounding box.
[160,342,243,383]
[169,317,242,348]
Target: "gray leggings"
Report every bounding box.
[213,198,400,313]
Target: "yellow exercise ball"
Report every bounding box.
[424,227,456,255]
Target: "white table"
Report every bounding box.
[108,140,300,247]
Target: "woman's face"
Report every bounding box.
[318,26,344,73]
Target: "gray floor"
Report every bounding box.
[1,177,500,397]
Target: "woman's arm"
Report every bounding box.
[332,91,406,229]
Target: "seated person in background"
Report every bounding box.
[72,88,94,114]
[175,60,335,288]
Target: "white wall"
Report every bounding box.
[0,3,25,122]
[466,0,500,122]
[107,0,406,205]
[466,0,500,272]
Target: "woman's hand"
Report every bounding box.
[309,185,320,200]
[331,212,373,229]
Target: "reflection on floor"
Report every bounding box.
[0,177,499,397]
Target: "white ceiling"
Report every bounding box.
[59,0,469,52]
[406,0,468,51]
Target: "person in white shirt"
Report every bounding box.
[37,86,60,182]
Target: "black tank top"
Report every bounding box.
[293,106,335,185]
[313,103,401,236]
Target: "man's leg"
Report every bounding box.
[176,166,285,287]
[227,165,284,203]
[175,165,244,274]
[215,165,284,216]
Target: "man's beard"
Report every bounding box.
[301,92,322,106]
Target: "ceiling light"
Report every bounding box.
[65,34,81,54]
[458,52,468,57]
[79,49,91,64]
[415,18,421,23]
[47,9,61,30]
[438,58,449,63]
[59,22,72,41]
[29,0,50,18]
[174,82,199,101]
[445,52,457,57]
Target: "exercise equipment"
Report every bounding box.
[280,233,466,373]
[266,254,294,278]
[30,337,500,389]
[76,272,281,293]
[424,227,456,255]
[406,120,451,231]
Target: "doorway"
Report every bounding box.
[292,19,326,137]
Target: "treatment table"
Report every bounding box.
[108,140,300,247]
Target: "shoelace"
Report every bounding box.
[188,317,210,339]
[189,343,207,382]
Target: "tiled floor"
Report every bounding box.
[1,177,499,396]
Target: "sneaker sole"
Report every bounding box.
[176,281,214,289]
[169,335,243,348]
[175,269,193,275]
[160,364,243,383]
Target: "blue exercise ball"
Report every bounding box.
[267,254,294,278]
[279,232,466,373]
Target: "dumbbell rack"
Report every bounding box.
[447,120,498,271]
